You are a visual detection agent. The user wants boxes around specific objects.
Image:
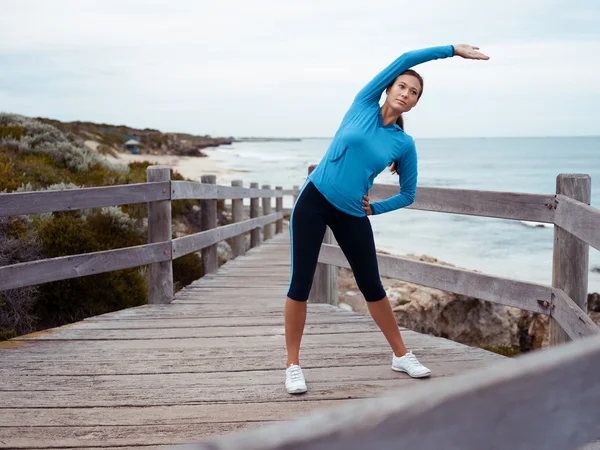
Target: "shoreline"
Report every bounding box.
[92,143,240,182]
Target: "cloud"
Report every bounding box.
[1,0,599,137]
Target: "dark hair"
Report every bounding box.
[388,69,423,175]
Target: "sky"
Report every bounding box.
[1,0,599,138]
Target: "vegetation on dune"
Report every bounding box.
[0,113,224,339]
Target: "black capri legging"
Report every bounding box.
[287,181,386,302]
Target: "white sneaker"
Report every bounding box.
[391,351,431,378]
[285,364,307,394]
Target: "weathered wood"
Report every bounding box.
[0,423,254,449]
[0,400,349,427]
[552,288,600,340]
[550,174,592,345]
[147,166,174,304]
[262,184,273,240]
[14,322,386,341]
[200,175,218,274]
[554,194,600,252]
[172,181,283,200]
[0,242,170,291]
[0,359,496,392]
[0,181,169,217]
[370,183,556,223]
[0,232,508,449]
[318,244,552,314]
[292,185,300,205]
[0,350,492,379]
[231,180,246,257]
[307,165,338,306]
[250,182,261,248]
[276,186,283,234]
[183,334,600,450]
[172,213,282,257]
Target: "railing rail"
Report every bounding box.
[0,166,289,302]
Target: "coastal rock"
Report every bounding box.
[337,259,600,353]
[387,285,522,349]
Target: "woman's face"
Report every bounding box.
[385,74,422,113]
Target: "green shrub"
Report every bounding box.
[35,211,147,328]
[0,329,16,340]
[173,253,204,292]
[0,125,24,140]
[482,344,521,358]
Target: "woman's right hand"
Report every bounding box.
[453,44,490,60]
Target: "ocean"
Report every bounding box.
[202,136,600,294]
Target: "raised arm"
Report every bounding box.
[370,143,418,215]
[354,45,454,106]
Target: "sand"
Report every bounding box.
[86,140,240,182]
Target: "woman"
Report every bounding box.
[285,44,489,394]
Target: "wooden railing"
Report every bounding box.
[180,167,600,450]
[0,166,294,304]
[307,166,599,344]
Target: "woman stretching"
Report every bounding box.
[284,44,489,394]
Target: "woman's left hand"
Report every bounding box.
[453,44,490,60]
[362,194,372,215]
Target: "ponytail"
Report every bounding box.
[389,115,404,175]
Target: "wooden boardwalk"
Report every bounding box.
[0,231,507,449]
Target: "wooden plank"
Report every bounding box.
[0,181,169,217]
[67,315,371,329]
[554,194,600,252]
[0,400,353,427]
[12,322,386,340]
[250,182,260,248]
[200,175,218,274]
[0,242,170,291]
[0,371,494,408]
[262,184,273,240]
[0,360,501,393]
[0,423,256,449]
[551,174,592,345]
[276,186,284,234]
[0,329,470,354]
[147,166,174,304]
[231,180,245,257]
[184,334,600,450]
[0,348,493,377]
[172,213,282,258]
[318,244,552,314]
[370,183,556,223]
[552,288,600,340]
[171,181,283,200]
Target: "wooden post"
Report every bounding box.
[550,173,591,345]
[200,175,218,274]
[307,165,338,305]
[231,180,245,257]
[147,166,173,304]
[293,185,300,205]
[262,184,272,241]
[250,182,260,248]
[276,186,283,234]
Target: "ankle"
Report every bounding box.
[393,350,408,358]
[287,361,300,368]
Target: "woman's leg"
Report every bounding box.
[329,214,407,357]
[285,182,327,367]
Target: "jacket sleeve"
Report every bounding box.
[354,45,454,106]
[370,142,418,215]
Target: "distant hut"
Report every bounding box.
[124,139,140,154]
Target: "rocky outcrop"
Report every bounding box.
[337,256,599,354]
